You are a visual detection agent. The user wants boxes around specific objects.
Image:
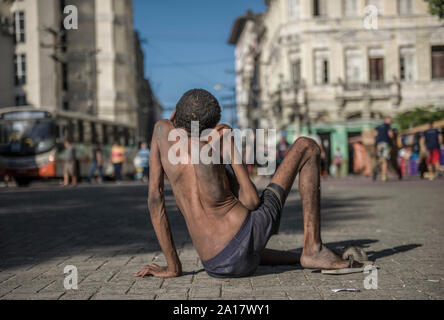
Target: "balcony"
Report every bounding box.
[343,82,392,91]
[336,81,401,106]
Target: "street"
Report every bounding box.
[0,177,443,300]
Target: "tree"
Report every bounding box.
[426,0,444,19]
[395,106,444,130]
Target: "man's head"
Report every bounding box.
[174,89,221,134]
[384,116,392,124]
[428,120,434,129]
[141,142,148,149]
[64,140,71,148]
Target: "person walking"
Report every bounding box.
[111,140,126,183]
[333,148,343,178]
[374,117,394,182]
[421,121,443,180]
[63,140,77,187]
[88,143,104,183]
[276,133,290,167]
[137,142,150,182]
[390,128,403,180]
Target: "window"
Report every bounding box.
[15,95,27,106]
[291,60,301,85]
[313,0,327,17]
[345,49,362,83]
[102,124,109,145]
[369,58,384,82]
[314,50,329,85]
[432,46,444,79]
[14,54,26,86]
[344,0,358,17]
[13,11,25,43]
[400,47,415,81]
[288,0,300,20]
[398,0,412,15]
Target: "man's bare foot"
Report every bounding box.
[300,245,350,270]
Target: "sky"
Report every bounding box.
[133,0,266,124]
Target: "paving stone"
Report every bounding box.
[1,178,443,300]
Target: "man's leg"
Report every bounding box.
[266,137,349,270]
[98,166,104,183]
[88,161,97,182]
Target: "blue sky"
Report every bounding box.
[133,0,266,123]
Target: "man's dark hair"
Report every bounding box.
[174,89,221,133]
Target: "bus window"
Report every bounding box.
[113,126,119,143]
[124,128,129,146]
[129,130,135,146]
[102,124,108,145]
[91,122,97,144]
[78,120,84,143]
[67,120,74,142]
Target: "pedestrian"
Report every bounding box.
[276,133,290,167]
[63,140,77,187]
[374,116,394,182]
[390,128,403,180]
[362,128,377,178]
[137,142,150,182]
[421,121,443,180]
[111,140,126,183]
[88,142,104,183]
[333,147,342,178]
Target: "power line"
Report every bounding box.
[145,42,216,84]
[148,57,233,68]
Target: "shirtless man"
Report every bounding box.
[135,89,354,279]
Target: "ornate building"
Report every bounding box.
[230,0,444,174]
[0,0,161,141]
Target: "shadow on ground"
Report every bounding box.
[252,240,422,277]
[0,184,413,272]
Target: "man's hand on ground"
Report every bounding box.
[134,264,182,278]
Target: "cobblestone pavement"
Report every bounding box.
[0,177,443,300]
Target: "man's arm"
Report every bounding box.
[216,125,260,211]
[135,125,182,278]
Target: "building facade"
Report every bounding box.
[0,0,160,140]
[230,0,444,175]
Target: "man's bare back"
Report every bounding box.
[151,119,251,261]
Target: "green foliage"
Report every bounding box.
[395,106,444,130]
[426,0,444,19]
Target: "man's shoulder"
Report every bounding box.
[154,119,176,135]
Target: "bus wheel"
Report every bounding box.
[15,178,32,187]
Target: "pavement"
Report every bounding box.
[0,176,443,300]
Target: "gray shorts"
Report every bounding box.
[201,183,286,278]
